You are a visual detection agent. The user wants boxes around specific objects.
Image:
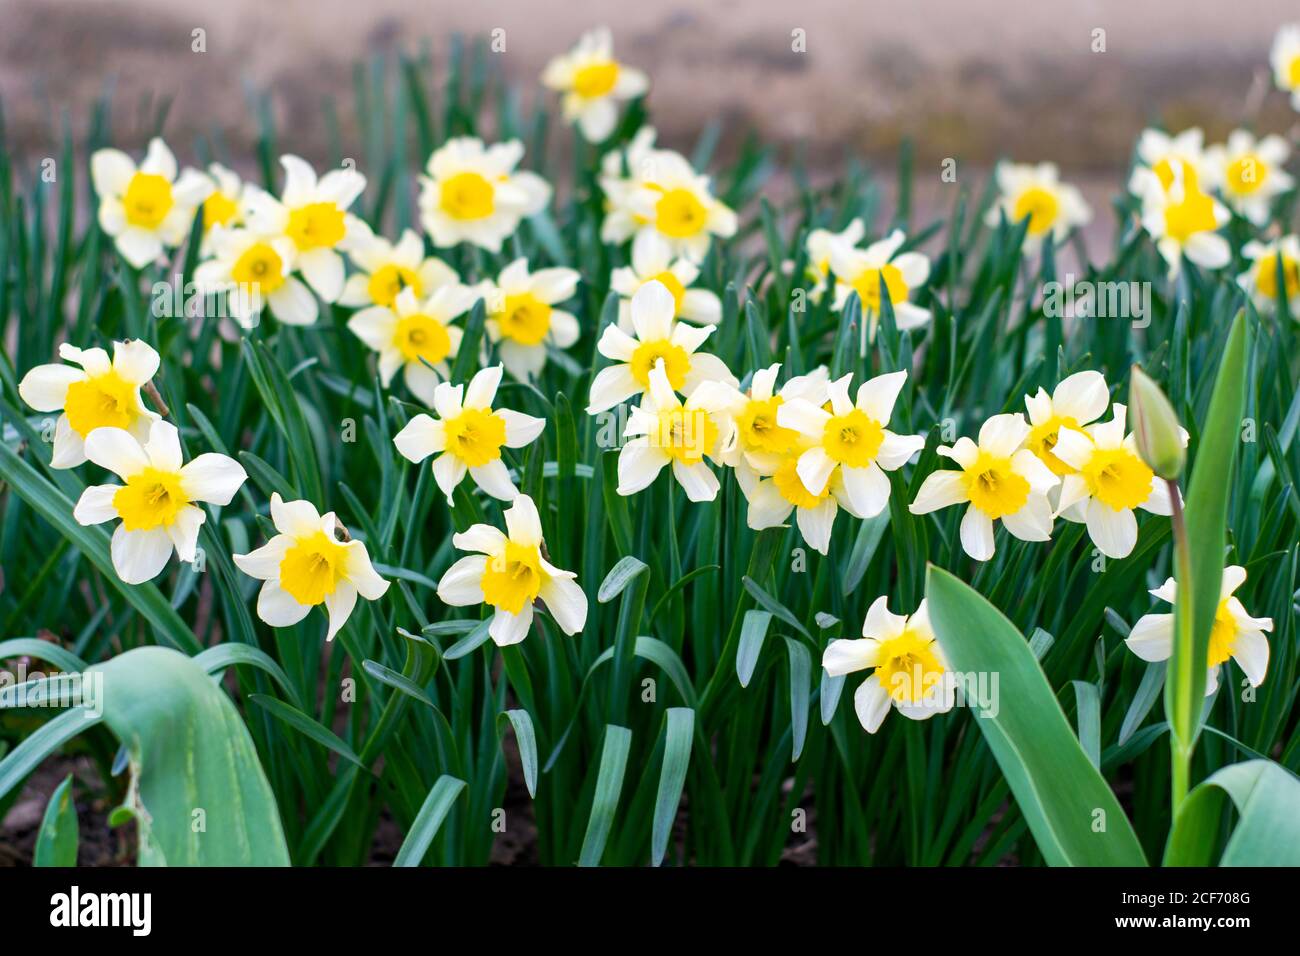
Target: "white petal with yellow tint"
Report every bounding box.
[540,576,588,635]
[166,505,206,563]
[504,493,543,546]
[470,459,519,501]
[232,535,291,579]
[84,427,150,480]
[1232,629,1270,687]
[908,469,967,514]
[1085,499,1137,559]
[324,582,359,641]
[960,506,996,561]
[499,408,546,447]
[490,604,534,646]
[74,484,121,525]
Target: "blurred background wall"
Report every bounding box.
[2,0,1297,237]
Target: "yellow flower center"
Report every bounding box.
[738,395,798,456]
[1226,154,1268,196]
[962,451,1030,519]
[1079,447,1152,511]
[202,191,239,231]
[122,172,174,229]
[1163,187,1218,243]
[1207,598,1237,668]
[112,467,189,531]
[629,339,690,391]
[367,264,422,307]
[645,270,686,314]
[1012,186,1059,236]
[440,172,496,221]
[653,407,718,465]
[230,242,287,293]
[821,408,884,468]
[443,407,507,467]
[873,628,945,704]
[497,292,553,346]
[285,202,347,251]
[773,456,831,509]
[1256,253,1300,301]
[1027,414,1080,476]
[480,541,547,615]
[573,61,620,98]
[1153,157,1200,194]
[849,263,909,312]
[1289,54,1300,89]
[655,188,709,239]
[278,530,348,606]
[393,313,452,365]
[63,370,140,437]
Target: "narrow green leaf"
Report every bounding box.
[651,708,694,866]
[393,775,467,867]
[578,725,632,867]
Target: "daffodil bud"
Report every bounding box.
[1128,365,1185,480]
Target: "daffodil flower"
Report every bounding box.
[1126,565,1272,696]
[908,413,1059,561]
[722,363,829,492]
[598,126,661,243]
[339,222,460,309]
[986,161,1091,253]
[1137,171,1230,279]
[822,597,954,733]
[347,285,474,405]
[1049,403,1181,559]
[19,340,163,470]
[828,230,932,338]
[587,281,737,414]
[1270,24,1300,110]
[541,27,649,142]
[616,151,737,262]
[803,218,865,302]
[1204,130,1293,226]
[198,162,246,256]
[616,359,741,502]
[743,453,862,555]
[1128,127,1209,198]
[478,258,581,381]
[392,365,546,505]
[436,494,587,646]
[194,227,316,328]
[1238,236,1300,320]
[242,155,367,303]
[418,137,551,252]
[91,138,212,269]
[73,420,247,584]
[777,370,925,519]
[233,493,389,640]
[612,230,722,331]
[1023,370,1110,477]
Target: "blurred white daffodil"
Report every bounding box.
[91,137,212,268]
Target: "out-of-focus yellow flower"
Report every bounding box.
[1128,127,1210,199]
[194,228,314,328]
[611,231,722,331]
[601,147,736,262]
[804,218,865,302]
[1136,170,1230,279]
[986,161,1091,253]
[418,138,551,252]
[91,138,212,268]
[477,258,581,382]
[242,155,367,303]
[1239,236,1300,320]
[198,163,246,256]
[1205,130,1293,225]
[1023,370,1110,477]
[339,222,460,309]
[541,28,648,142]
[828,230,932,339]
[1270,24,1300,110]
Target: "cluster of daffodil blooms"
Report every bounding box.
[18,23,1292,726]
